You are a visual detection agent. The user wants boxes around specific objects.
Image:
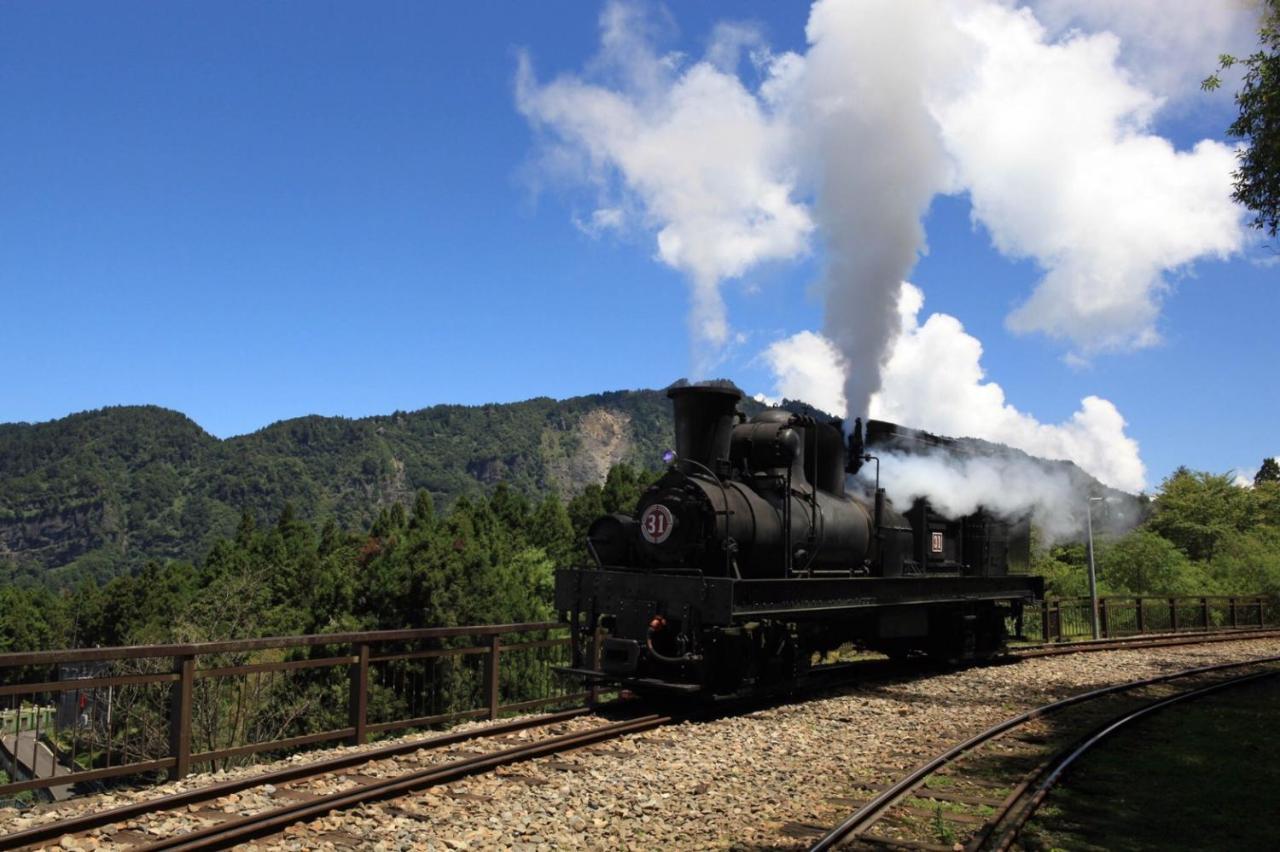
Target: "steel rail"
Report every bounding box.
[807,653,1280,851]
[0,707,593,851]
[133,713,673,852]
[988,667,1280,851]
[1014,625,1280,657]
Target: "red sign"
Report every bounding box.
[931,531,944,554]
[640,504,674,544]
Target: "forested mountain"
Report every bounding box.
[0,390,683,584]
[0,386,1125,587]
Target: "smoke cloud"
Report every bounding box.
[873,450,1086,541]
[764,283,1146,493]
[798,0,963,420]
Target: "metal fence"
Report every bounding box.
[1021,595,1275,643]
[0,621,582,802]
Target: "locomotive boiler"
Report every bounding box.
[555,381,1043,695]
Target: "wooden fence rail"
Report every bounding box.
[0,621,580,801]
[1025,595,1274,643]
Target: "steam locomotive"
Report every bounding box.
[555,381,1043,696]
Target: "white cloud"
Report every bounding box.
[516,5,812,373]
[572,206,626,237]
[760,282,1146,492]
[1028,0,1262,100]
[939,2,1246,354]
[758,330,848,415]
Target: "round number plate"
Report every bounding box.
[640,504,674,544]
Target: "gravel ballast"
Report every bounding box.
[7,637,1279,851]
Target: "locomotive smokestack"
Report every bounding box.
[668,382,743,469]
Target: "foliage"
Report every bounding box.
[1204,1,1280,237]
[1256,456,1280,486]
[1034,466,1280,600]
[1,385,843,587]
[0,390,735,583]
[1147,468,1252,562]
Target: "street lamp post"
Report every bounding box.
[1086,496,1103,640]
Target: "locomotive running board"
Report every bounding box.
[557,568,1043,627]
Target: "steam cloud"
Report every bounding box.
[873,450,1086,542]
[765,283,1146,493]
[519,1,1253,508]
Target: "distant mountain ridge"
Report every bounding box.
[0,388,1120,585]
[0,390,689,583]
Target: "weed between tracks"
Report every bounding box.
[1018,676,1280,851]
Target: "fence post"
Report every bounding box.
[348,642,369,746]
[1099,598,1110,638]
[1170,597,1179,632]
[1136,597,1146,634]
[1200,597,1210,630]
[485,635,501,720]
[1229,597,1237,628]
[168,654,194,781]
[1260,597,1267,627]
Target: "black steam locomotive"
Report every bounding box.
[555,382,1043,695]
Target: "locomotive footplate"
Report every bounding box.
[556,569,1043,627]
[731,575,1045,619]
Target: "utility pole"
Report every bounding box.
[1086,496,1103,639]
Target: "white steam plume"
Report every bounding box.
[763,283,1146,493]
[873,450,1087,541]
[798,0,963,420]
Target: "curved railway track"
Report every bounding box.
[0,706,665,852]
[808,654,1280,851]
[5,628,1278,851]
[1013,625,1280,657]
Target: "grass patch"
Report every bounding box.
[1021,675,1280,851]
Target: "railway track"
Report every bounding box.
[6,628,1278,851]
[808,653,1280,851]
[0,706,667,852]
[1013,624,1280,657]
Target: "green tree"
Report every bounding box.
[1096,529,1205,596]
[1256,456,1280,486]
[1147,468,1252,561]
[1204,1,1280,236]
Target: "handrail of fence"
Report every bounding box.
[0,621,582,803]
[2,595,1275,804]
[1024,594,1275,644]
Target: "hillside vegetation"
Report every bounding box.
[0,391,678,584]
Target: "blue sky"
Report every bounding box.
[0,1,1274,491]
